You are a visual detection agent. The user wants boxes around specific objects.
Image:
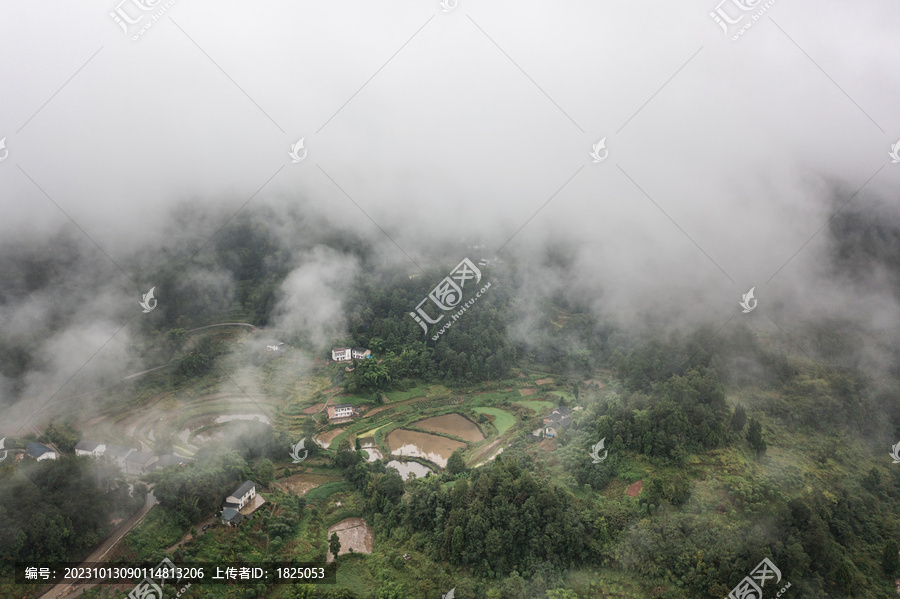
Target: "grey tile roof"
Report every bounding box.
[229,480,256,499]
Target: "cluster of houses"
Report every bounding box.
[530,405,582,441]
[220,480,264,526]
[330,347,371,362]
[74,441,190,475]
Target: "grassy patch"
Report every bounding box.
[357,423,391,438]
[384,387,429,402]
[514,400,553,412]
[121,508,185,561]
[304,481,355,503]
[473,407,515,433]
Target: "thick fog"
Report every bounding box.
[1,0,899,432]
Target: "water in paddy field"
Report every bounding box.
[360,442,383,462]
[386,460,433,481]
[413,413,485,442]
[386,429,467,468]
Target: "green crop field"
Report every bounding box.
[473,407,515,433]
[514,400,554,412]
[384,387,428,402]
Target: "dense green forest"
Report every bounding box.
[0,456,145,564]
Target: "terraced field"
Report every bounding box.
[514,400,553,412]
[473,407,515,433]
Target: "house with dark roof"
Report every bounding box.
[125,451,158,475]
[75,440,106,457]
[542,407,572,439]
[149,454,191,471]
[26,442,57,461]
[224,480,256,511]
[105,445,137,469]
[221,507,243,526]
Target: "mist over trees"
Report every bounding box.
[0,456,144,565]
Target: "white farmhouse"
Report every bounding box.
[224,480,257,511]
[331,347,352,362]
[327,403,355,420]
[26,442,57,461]
[331,346,371,362]
[75,440,107,457]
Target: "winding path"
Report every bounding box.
[39,491,158,599]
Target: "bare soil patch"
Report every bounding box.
[315,428,344,448]
[535,378,554,385]
[326,518,373,563]
[538,438,557,452]
[303,402,325,414]
[414,414,484,442]
[519,388,537,396]
[625,480,643,497]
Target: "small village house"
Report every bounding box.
[124,451,158,475]
[105,444,137,470]
[266,341,285,352]
[221,480,261,526]
[74,440,107,457]
[26,442,57,461]
[542,406,572,439]
[221,508,243,526]
[331,347,352,362]
[327,403,355,420]
[224,480,257,511]
[331,346,371,362]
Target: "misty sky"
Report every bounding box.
[1,0,899,428]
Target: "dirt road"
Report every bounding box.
[39,491,158,599]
